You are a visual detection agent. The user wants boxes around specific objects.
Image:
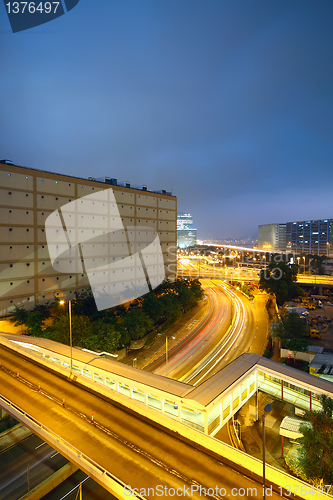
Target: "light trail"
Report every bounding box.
[182,282,246,385]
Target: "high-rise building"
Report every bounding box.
[258,219,333,255]
[258,223,286,252]
[0,162,177,316]
[177,213,197,248]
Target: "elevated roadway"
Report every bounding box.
[0,343,293,500]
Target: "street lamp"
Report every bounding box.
[158,333,176,377]
[262,403,273,500]
[303,256,306,275]
[59,299,72,376]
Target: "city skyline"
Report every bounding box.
[1,0,333,240]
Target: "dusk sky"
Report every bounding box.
[1,0,333,240]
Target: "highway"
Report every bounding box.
[0,433,67,500]
[183,282,268,386]
[145,279,268,385]
[178,258,333,286]
[0,344,290,499]
[145,280,233,378]
[41,471,118,500]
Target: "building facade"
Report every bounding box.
[177,212,197,248]
[0,162,177,316]
[258,219,333,255]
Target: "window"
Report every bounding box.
[41,195,44,199]
[9,228,12,231]
[26,211,29,214]
[8,173,11,176]
[26,194,28,197]
[10,264,13,268]
[26,229,29,232]
[8,191,11,195]
[9,210,11,213]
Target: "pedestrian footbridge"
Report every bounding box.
[1,333,329,436]
[1,333,333,500]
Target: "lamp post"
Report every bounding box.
[303,256,306,275]
[262,403,273,500]
[59,299,72,376]
[159,333,175,377]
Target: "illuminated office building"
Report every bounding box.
[258,219,333,255]
[177,212,197,248]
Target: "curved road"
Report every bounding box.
[145,279,268,385]
[145,280,232,378]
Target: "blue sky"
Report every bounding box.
[1,0,333,239]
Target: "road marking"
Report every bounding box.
[51,452,59,459]
[35,442,46,449]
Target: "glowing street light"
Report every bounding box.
[59,299,72,376]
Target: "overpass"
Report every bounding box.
[1,334,333,499]
[178,267,333,290]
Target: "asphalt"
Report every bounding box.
[121,299,209,369]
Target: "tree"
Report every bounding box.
[11,304,51,336]
[309,255,327,276]
[160,293,182,323]
[278,311,308,340]
[299,395,333,483]
[142,292,163,323]
[259,261,303,306]
[49,314,93,346]
[123,308,153,341]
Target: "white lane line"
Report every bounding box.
[51,452,59,459]
[35,442,46,450]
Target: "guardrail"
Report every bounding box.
[0,393,146,500]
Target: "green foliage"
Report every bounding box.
[48,314,121,352]
[11,304,50,336]
[123,308,154,340]
[298,395,333,483]
[10,278,205,350]
[278,311,309,341]
[259,261,303,306]
[241,283,255,299]
[309,255,327,275]
[159,293,182,323]
[142,292,163,323]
